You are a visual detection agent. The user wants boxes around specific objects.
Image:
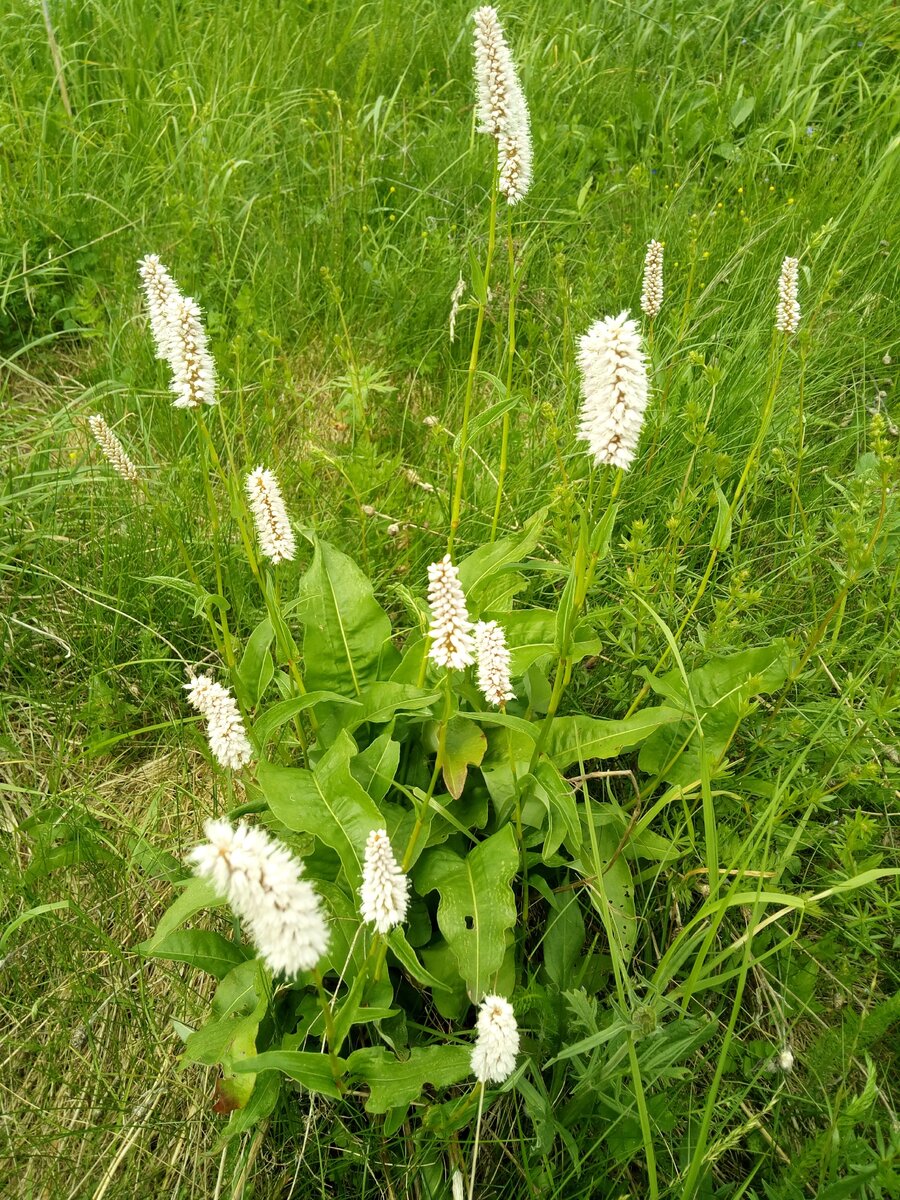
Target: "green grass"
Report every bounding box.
[2,0,898,1196]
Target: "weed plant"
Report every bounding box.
[1,2,898,1198]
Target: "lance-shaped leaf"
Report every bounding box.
[542,706,683,771]
[139,876,223,953]
[231,1050,346,1099]
[294,537,397,696]
[347,1045,472,1114]
[257,731,383,889]
[458,507,547,613]
[415,825,518,1001]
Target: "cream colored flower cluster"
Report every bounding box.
[137,254,217,407]
[184,673,253,771]
[191,819,329,976]
[473,6,532,205]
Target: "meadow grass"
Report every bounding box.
[1,0,898,1196]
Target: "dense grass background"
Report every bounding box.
[2,0,898,1196]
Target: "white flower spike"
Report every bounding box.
[360,829,409,934]
[640,240,664,320]
[474,621,514,707]
[184,673,253,771]
[190,818,329,976]
[245,467,296,564]
[166,293,217,408]
[776,256,800,335]
[137,254,181,361]
[427,555,475,670]
[471,994,519,1084]
[577,310,650,471]
[473,6,532,206]
[87,415,139,484]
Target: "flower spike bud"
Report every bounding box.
[87,415,139,483]
[360,829,409,934]
[640,240,664,320]
[427,555,475,670]
[474,621,514,707]
[184,674,253,771]
[245,467,296,564]
[577,310,650,471]
[449,274,466,344]
[471,994,519,1084]
[190,819,329,976]
[776,256,800,335]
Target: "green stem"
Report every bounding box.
[490,213,517,542]
[401,675,452,871]
[449,178,499,554]
[312,967,344,1087]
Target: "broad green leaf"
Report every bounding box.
[574,822,637,961]
[525,759,581,859]
[458,508,547,613]
[351,731,400,801]
[420,940,469,1018]
[233,618,274,708]
[140,876,223,952]
[214,1020,259,1110]
[254,691,358,750]
[486,609,601,676]
[220,1071,281,1141]
[257,731,383,888]
[729,94,755,127]
[183,1012,259,1069]
[294,538,395,696]
[340,683,440,729]
[638,643,792,785]
[387,927,452,992]
[232,1050,346,1099]
[416,825,518,1000]
[543,706,684,771]
[541,891,586,988]
[347,1045,472,1114]
[440,716,487,800]
[479,724,534,819]
[144,930,248,979]
[318,880,368,976]
[212,958,267,1021]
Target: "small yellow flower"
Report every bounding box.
[702,251,710,259]
[390,213,396,221]
[389,186,396,194]
[738,186,744,195]
[717,201,723,208]
[769,185,775,192]
[787,197,795,205]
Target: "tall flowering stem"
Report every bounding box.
[449,179,498,553]
[473,6,531,542]
[490,213,519,541]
